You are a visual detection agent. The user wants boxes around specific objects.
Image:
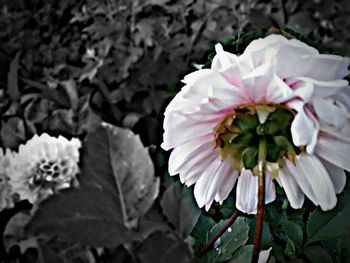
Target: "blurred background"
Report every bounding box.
[0,0,349,149]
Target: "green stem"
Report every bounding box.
[251,137,267,263]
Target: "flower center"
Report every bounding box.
[29,158,74,189]
[214,104,303,175]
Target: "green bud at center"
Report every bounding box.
[214,104,301,173]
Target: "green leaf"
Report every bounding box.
[281,220,303,249]
[284,238,296,257]
[303,246,333,263]
[191,215,216,245]
[230,244,253,262]
[207,217,250,262]
[242,147,258,169]
[26,124,159,247]
[160,182,201,238]
[306,193,350,245]
[7,52,21,102]
[249,220,273,249]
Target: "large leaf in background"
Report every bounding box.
[160,182,201,238]
[136,231,192,263]
[26,123,159,247]
[306,192,350,245]
[103,123,160,227]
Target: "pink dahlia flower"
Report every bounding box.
[161,34,350,214]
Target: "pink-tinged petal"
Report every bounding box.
[313,98,348,130]
[296,154,337,211]
[162,111,218,151]
[293,81,314,102]
[215,169,239,204]
[219,64,245,90]
[266,74,295,103]
[297,77,348,97]
[236,170,275,214]
[320,158,346,194]
[276,51,349,81]
[181,71,249,107]
[182,69,212,85]
[211,44,237,71]
[164,91,199,114]
[331,87,350,109]
[290,106,315,147]
[177,144,218,187]
[236,170,258,214]
[194,158,230,210]
[243,34,288,66]
[320,124,350,143]
[168,135,213,175]
[278,165,305,209]
[315,135,350,172]
[284,159,318,205]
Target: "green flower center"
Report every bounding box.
[214,104,303,176]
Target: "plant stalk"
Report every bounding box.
[196,210,241,259]
[251,137,267,263]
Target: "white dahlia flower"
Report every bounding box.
[8,133,81,204]
[0,149,15,211]
[161,34,350,214]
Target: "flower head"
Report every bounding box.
[0,149,15,211]
[162,34,350,213]
[8,133,82,204]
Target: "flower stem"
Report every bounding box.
[251,137,267,263]
[195,210,242,259]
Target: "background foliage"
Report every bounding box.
[0,0,350,262]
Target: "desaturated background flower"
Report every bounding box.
[7,133,81,204]
[162,34,350,214]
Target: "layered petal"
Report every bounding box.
[295,154,337,211]
[278,165,305,209]
[194,158,234,210]
[236,170,275,214]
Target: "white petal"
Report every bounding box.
[320,158,346,194]
[296,154,337,211]
[236,170,275,214]
[316,135,350,172]
[168,135,213,175]
[215,169,239,203]
[162,111,218,150]
[284,159,318,205]
[194,158,227,210]
[279,164,305,209]
[297,77,349,97]
[258,247,272,263]
[290,107,315,147]
[211,44,237,70]
[236,170,258,214]
[313,97,348,130]
[266,74,295,103]
[182,69,212,85]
